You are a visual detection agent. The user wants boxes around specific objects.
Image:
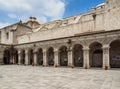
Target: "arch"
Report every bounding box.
[89,42,103,67]
[72,44,83,67]
[28,49,34,65]
[21,50,25,64]
[3,50,10,65]
[108,38,120,45]
[59,46,68,66]
[47,47,54,66]
[110,40,120,68]
[37,48,43,65]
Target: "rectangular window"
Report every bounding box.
[6,32,9,39]
[0,31,1,38]
[0,31,1,42]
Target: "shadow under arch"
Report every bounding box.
[3,49,10,65]
[89,42,103,68]
[110,40,120,68]
[72,44,83,67]
[47,47,54,66]
[37,48,43,65]
[59,46,68,66]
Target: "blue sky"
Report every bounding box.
[63,0,104,18]
[0,0,104,28]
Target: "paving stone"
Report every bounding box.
[0,65,120,89]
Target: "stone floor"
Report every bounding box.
[0,65,120,89]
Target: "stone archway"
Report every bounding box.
[59,46,68,66]
[89,42,103,67]
[29,49,34,65]
[47,47,54,66]
[21,50,25,64]
[110,40,120,68]
[73,44,83,67]
[3,50,10,64]
[37,48,43,65]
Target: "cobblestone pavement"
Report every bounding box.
[0,65,120,89]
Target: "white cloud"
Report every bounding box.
[0,22,10,28]
[0,0,65,23]
[8,13,17,19]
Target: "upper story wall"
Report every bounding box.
[17,4,105,44]
[105,0,120,31]
[0,22,32,45]
[0,24,17,45]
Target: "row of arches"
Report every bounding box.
[3,40,120,68]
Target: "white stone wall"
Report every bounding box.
[17,11,105,44]
[0,25,17,44]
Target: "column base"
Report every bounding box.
[103,66,110,70]
[83,65,90,69]
[42,64,48,67]
[18,63,21,65]
[68,63,74,68]
[54,64,60,67]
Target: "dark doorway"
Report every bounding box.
[29,49,34,65]
[37,48,43,65]
[14,50,18,64]
[110,40,120,68]
[90,42,103,67]
[73,44,83,67]
[47,47,54,66]
[21,50,25,64]
[59,46,68,66]
[92,50,103,67]
[4,50,10,64]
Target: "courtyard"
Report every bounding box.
[0,65,120,89]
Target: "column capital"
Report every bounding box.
[102,45,110,50]
[25,49,29,54]
[43,49,47,53]
[33,49,38,54]
[33,47,38,52]
[18,50,21,54]
[83,46,89,51]
[54,48,59,52]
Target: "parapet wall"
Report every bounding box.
[17,4,105,44]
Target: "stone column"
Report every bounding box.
[54,49,59,67]
[10,54,13,64]
[102,45,110,69]
[68,48,73,67]
[0,50,4,64]
[33,49,38,66]
[83,46,90,69]
[12,56,15,64]
[18,50,21,65]
[43,49,48,66]
[25,49,29,65]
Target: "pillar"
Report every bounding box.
[54,49,59,67]
[0,50,4,64]
[18,50,21,65]
[43,49,48,66]
[83,46,90,69]
[12,56,15,64]
[25,49,29,65]
[33,48,38,66]
[68,48,73,67]
[10,54,13,64]
[102,45,110,69]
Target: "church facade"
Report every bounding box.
[0,0,120,69]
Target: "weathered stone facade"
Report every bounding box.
[0,0,120,69]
